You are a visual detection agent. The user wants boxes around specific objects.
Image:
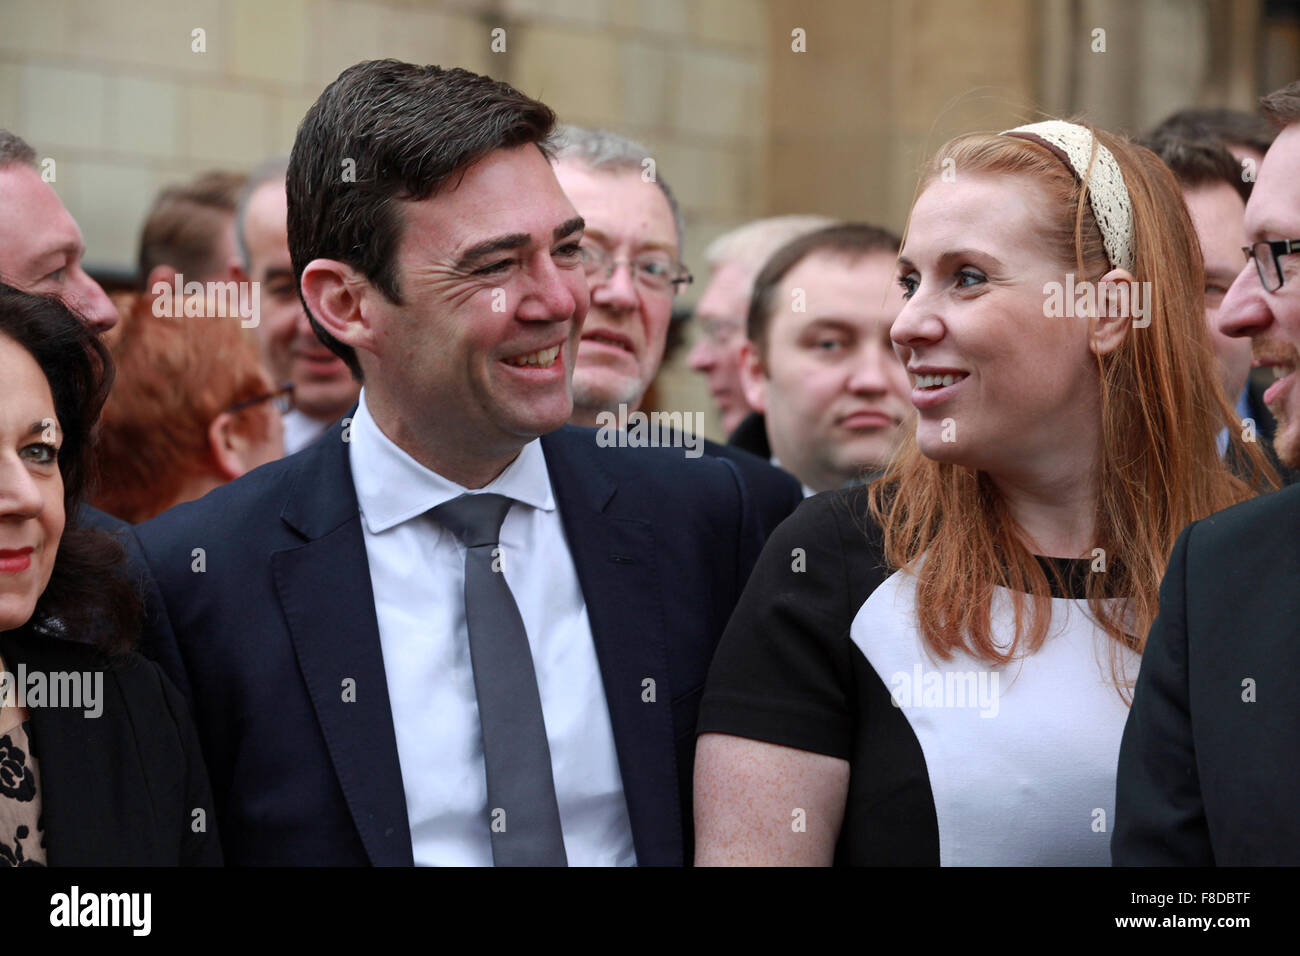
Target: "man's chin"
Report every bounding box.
[571,374,646,416]
[1272,412,1300,471]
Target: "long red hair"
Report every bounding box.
[867,122,1275,692]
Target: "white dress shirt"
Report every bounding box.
[282,408,331,455]
[348,390,637,866]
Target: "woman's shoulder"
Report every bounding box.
[771,486,888,568]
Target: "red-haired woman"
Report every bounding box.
[92,292,286,523]
[693,120,1274,865]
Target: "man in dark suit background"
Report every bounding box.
[135,59,766,866]
[1113,80,1300,865]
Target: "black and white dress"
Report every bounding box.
[697,488,1139,865]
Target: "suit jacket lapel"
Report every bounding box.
[542,429,683,865]
[272,417,414,866]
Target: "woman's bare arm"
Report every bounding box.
[694,732,850,866]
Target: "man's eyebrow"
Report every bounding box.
[554,216,584,241]
[455,217,586,272]
[263,266,296,282]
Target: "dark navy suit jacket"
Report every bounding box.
[1113,481,1300,864]
[133,419,766,866]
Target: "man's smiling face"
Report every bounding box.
[360,144,590,454]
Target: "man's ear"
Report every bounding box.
[207,411,249,481]
[300,259,378,357]
[145,264,177,297]
[1090,268,1142,357]
[737,339,769,414]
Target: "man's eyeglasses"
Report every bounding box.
[227,382,295,416]
[579,242,693,295]
[1242,239,1300,293]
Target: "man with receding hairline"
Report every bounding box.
[0,130,118,332]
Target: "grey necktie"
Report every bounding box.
[429,492,568,866]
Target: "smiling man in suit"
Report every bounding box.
[133,60,764,867]
[1113,80,1300,864]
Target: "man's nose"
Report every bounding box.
[69,268,119,333]
[688,335,715,370]
[591,261,638,313]
[517,256,583,322]
[1217,261,1272,340]
[847,344,894,395]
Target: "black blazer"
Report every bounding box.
[700,437,801,537]
[0,629,221,866]
[1112,481,1300,864]
[134,419,765,866]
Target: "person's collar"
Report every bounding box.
[350,388,554,534]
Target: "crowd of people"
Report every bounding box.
[0,57,1297,867]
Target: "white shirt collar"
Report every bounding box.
[350,388,555,534]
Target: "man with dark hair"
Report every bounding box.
[550,125,800,534]
[135,60,766,867]
[1147,106,1277,192]
[0,129,118,331]
[738,223,911,494]
[233,158,358,453]
[1114,80,1300,864]
[136,170,245,290]
[1139,130,1294,482]
[687,215,835,440]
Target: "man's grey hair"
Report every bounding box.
[234,155,290,269]
[0,129,37,170]
[550,124,685,251]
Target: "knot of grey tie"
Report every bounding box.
[429,492,568,866]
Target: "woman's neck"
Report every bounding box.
[990,462,1099,559]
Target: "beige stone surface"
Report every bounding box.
[0,63,20,128]
[503,0,609,28]
[608,0,691,38]
[669,50,763,141]
[106,75,181,159]
[20,64,107,152]
[272,91,318,153]
[65,0,226,74]
[0,0,72,58]
[690,0,766,52]
[512,23,621,125]
[312,0,389,86]
[231,0,309,84]
[58,159,159,268]
[183,84,270,166]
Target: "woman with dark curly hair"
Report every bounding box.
[0,281,220,866]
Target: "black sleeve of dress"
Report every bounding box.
[1111,521,1215,865]
[697,489,884,760]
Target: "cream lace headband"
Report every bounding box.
[1000,120,1136,273]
